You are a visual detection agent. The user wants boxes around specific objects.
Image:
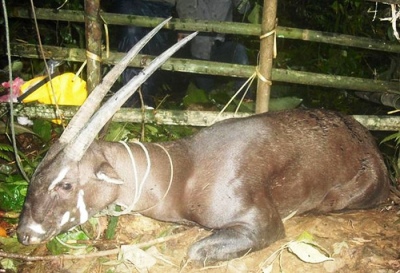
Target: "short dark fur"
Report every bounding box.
[17,109,390,264]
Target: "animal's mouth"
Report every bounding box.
[17,226,59,246]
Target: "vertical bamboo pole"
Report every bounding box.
[255,0,277,113]
[84,0,102,93]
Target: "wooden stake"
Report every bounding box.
[256,0,277,113]
[84,0,102,93]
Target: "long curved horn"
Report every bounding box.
[64,32,198,161]
[59,17,173,145]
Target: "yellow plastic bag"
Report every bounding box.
[20,73,87,106]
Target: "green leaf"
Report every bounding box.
[381,132,400,145]
[0,235,37,253]
[105,215,119,240]
[269,97,303,111]
[32,119,52,141]
[47,230,90,255]
[296,231,314,243]
[2,60,23,74]
[248,3,262,24]
[145,124,160,135]
[182,83,211,107]
[0,258,17,272]
[0,121,37,136]
[103,123,130,142]
[0,143,13,153]
[0,165,13,175]
[0,151,12,162]
[0,180,28,211]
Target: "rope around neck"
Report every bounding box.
[111,141,173,216]
[137,143,174,212]
[111,141,150,216]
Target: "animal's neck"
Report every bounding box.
[111,141,184,215]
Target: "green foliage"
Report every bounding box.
[47,230,91,255]
[0,118,61,213]
[103,121,195,143]
[105,215,119,240]
[0,174,27,211]
[0,121,37,136]
[381,131,400,145]
[381,131,400,182]
[0,258,17,272]
[243,0,393,116]
[0,143,14,162]
[182,82,302,113]
[32,119,53,142]
[103,122,133,142]
[2,0,397,215]
[247,3,263,24]
[182,84,211,107]
[182,82,254,112]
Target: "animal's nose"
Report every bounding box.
[16,223,45,245]
[17,231,31,245]
[17,229,45,245]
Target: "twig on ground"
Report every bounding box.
[0,230,188,261]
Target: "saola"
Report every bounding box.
[17,20,390,264]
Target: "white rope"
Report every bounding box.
[212,72,256,124]
[133,141,152,203]
[109,141,146,216]
[138,143,174,212]
[110,142,174,215]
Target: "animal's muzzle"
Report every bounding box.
[17,230,34,245]
[17,208,54,245]
[17,227,44,245]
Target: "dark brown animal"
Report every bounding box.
[16,20,390,264]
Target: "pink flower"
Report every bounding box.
[0,77,24,102]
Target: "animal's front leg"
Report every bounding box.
[188,227,255,264]
[188,221,284,264]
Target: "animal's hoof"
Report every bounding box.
[187,243,221,265]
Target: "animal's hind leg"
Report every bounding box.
[318,167,389,212]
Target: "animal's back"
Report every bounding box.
[184,109,390,219]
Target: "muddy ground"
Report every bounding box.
[14,205,400,273]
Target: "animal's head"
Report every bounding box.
[17,141,124,244]
[16,19,197,245]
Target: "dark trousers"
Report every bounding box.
[194,41,249,92]
[113,0,174,107]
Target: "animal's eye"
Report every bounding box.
[60,183,73,191]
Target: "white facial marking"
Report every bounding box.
[60,211,70,227]
[27,222,46,234]
[96,172,124,184]
[48,166,70,191]
[28,236,44,244]
[77,190,89,224]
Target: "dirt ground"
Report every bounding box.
[15,205,399,273]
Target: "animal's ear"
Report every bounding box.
[95,163,124,185]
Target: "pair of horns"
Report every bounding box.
[57,18,196,162]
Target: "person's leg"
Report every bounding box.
[212,41,249,66]
[114,0,174,107]
[194,73,215,92]
[211,41,252,95]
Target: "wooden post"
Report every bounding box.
[84,0,102,93]
[255,0,277,113]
